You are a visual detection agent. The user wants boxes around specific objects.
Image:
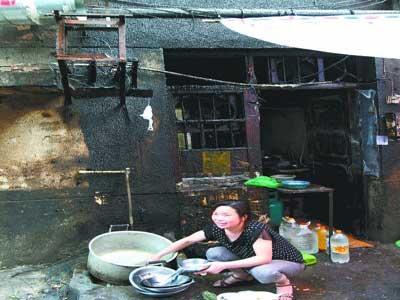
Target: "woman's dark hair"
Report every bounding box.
[211,201,254,219]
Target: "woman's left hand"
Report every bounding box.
[200,261,227,274]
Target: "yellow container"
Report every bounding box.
[316,225,328,251]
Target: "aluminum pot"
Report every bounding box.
[87,231,177,284]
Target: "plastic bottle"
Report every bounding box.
[316,225,328,251]
[312,224,321,253]
[279,216,297,243]
[330,230,350,263]
[291,222,318,254]
[310,227,319,254]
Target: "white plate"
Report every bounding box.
[217,290,279,300]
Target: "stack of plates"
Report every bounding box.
[129,265,194,297]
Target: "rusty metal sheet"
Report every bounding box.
[202,151,231,176]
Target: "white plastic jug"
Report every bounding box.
[279,216,297,243]
[330,230,350,263]
[291,222,318,254]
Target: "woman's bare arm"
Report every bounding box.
[149,230,207,261]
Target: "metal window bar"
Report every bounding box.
[282,57,287,83]
[180,95,188,149]
[177,119,246,124]
[270,58,279,83]
[227,95,235,147]
[197,95,205,148]
[175,93,247,149]
[266,58,272,84]
[212,95,218,148]
[317,58,325,82]
[297,57,301,83]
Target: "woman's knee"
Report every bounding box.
[250,268,282,284]
[206,246,237,261]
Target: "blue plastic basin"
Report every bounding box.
[281,180,310,189]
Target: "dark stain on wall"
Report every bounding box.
[0,49,181,267]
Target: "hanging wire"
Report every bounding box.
[337,0,387,9]
[138,66,356,89]
[348,0,388,9]
[300,56,350,80]
[322,0,370,8]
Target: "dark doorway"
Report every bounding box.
[259,89,364,235]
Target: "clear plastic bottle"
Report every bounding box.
[326,234,331,254]
[310,228,319,254]
[311,224,321,254]
[279,217,297,243]
[330,230,350,263]
[291,222,318,254]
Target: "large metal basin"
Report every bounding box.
[87,231,177,284]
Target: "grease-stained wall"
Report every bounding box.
[370,58,400,242]
[0,47,180,267]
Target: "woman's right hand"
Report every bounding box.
[146,230,207,264]
[147,254,164,263]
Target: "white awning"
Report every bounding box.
[221,14,400,59]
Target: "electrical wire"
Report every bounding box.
[138,66,356,89]
[84,0,394,22]
[323,0,370,7]
[107,0,388,12]
[103,0,387,18]
[105,1,218,18]
[337,0,387,9]
[300,56,350,80]
[349,0,388,9]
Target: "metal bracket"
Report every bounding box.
[109,224,130,232]
[79,168,134,227]
[54,13,152,105]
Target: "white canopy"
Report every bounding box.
[221,14,400,59]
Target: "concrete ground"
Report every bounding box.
[1,242,399,300]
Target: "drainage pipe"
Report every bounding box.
[61,8,400,19]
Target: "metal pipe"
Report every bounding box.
[60,8,400,19]
[124,168,133,227]
[78,170,126,174]
[78,168,134,227]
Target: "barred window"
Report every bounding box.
[175,93,246,150]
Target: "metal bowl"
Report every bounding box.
[140,273,192,288]
[140,277,194,293]
[129,266,193,295]
[178,258,210,272]
[131,279,191,298]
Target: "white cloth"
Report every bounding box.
[221,14,400,59]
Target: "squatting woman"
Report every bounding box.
[149,201,305,299]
